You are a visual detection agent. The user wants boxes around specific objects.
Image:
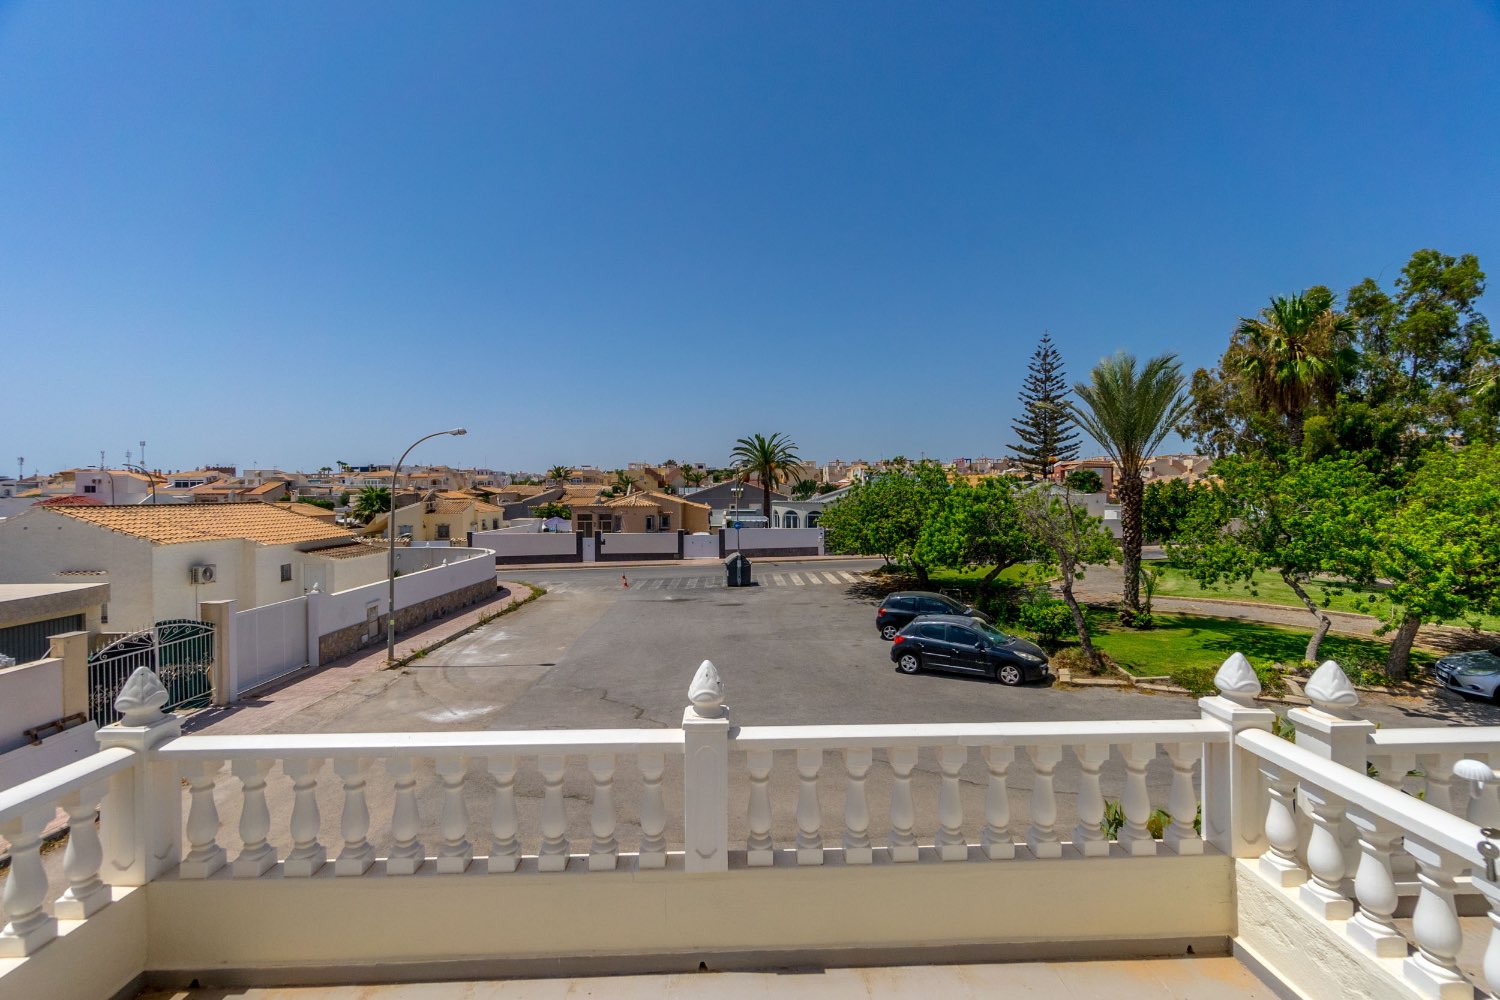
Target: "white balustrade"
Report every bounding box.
[982,745,1015,860]
[1163,742,1203,855]
[842,748,873,864]
[638,752,667,869]
[935,745,968,861]
[486,754,520,873]
[588,753,618,871]
[888,746,919,862]
[795,747,823,865]
[434,756,473,874]
[1403,836,1470,998]
[1299,780,1352,919]
[232,758,277,877]
[1118,743,1156,856]
[537,752,569,871]
[745,749,774,866]
[283,758,327,877]
[1258,760,1307,886]
[56,783,111,919]
[334,757,375,876]
[1026,745,1063,859]
[1419,753,1461,817]
[0,808,58,956]
[1345,805,1406,958]
[1071,745,1109,858]
[385,756,425,875]
[179,760,226,879]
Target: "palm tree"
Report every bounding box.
[611,469,636,494]
[547,465,573,485]
[1064,353,1189,617]
[730,432,803,522]
[683,467,707,487]
[352,486,392,525]
[1233,292,1356,450]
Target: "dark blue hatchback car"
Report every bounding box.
[889,615,1050,686]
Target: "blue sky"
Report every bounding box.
[3,2,1497,476]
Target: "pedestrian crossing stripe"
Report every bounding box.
[528,569,867,592]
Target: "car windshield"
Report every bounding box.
[972,620,1014,644]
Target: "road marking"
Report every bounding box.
[837,571,860,583]
[647,579,665,590]
[770,573,787,586]
[789,573,805,586]
[686,577,699,588]
[819,571,842,585]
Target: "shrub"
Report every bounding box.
[1170,662,1286,697]
[1016,600,1075,643]
[1065,469,1103,494]
[1339,656,1401,688]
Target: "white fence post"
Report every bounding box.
[305,586,324,669]
[1199,652,1275,857]
[95,667,183,886]
[199,599,237,706]
[683,659,729,873]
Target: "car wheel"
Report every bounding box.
[996,663,1023,686]
[897,652,922,674]
[880,624,900,640]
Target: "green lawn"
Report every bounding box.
[1091,613,1435,679]
[923,563,1054,587]
[1149,565,1500,632]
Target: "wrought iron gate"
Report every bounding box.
[88,619,215,724]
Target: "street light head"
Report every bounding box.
[448,428,468,437]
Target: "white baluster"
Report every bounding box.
[435,756,473,874]
[1118,742,1157,856]
[178,760,226,879]
[1163,742,1203,856]
[843,748,873,864]
[795,747,823,865]
[936,745,968,861]
[1473,874,1500,999]
[283,758,327,877]
[1467,753,1500,828]
[888,746,919,862]
[333,757,375,876]
[1403,836,1471,999]
[1258,762,1307,886]
[1071,744,1109,857]
[0,808,57,955]
[981,745,1015,860]
[486,754,520,873]
[537,753,569,871]
[1418,753,1460,816]
[385,756,425,875]
[1299,780,1352,919]
[231,758,276,877]
[588,754,618,871]
[1345,806,1407,958]
[1026,745,1063,859]
[1373,751,1418,880]
[745,749,774,867]
[638,752,666,870]
[56,782,112,917]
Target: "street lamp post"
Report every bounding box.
[119,463,157,504]
[387,428,467,665]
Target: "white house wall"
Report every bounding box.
[0,510,154,629]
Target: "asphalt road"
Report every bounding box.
[178,557,1489,872]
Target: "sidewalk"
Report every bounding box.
[184,581,536,737]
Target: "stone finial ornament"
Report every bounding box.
[689,659,724,717]
[1455,759,1500,790]
[1213,652,1261,705]
[1305,660,1359,714]
[114,666,170,726]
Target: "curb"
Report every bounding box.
[388,582,541,669]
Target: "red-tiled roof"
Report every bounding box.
[36,495,106,506]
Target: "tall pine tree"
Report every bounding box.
[1008,333,1079,477]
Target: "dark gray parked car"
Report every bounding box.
[876,591,992,640]
[1435,647,1500,700]
[888,615,1049,686]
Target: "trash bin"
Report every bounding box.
[725,552,752,587]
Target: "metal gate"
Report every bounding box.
[88,619,215,724]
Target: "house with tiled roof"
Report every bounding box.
[0,504,385,631]
[357,491,508,544]
[568,490,711,535]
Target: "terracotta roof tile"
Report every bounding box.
[46,504,356,547]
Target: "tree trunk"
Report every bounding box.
[1060,576,1098,664]
[1384,614,1421,682]
[1282,573,1332,663]
[980,564,1005,589]
[913,564,930,586]
[1116,475,1144,615]
[1287,409,1305,452]
[761,472,773,524]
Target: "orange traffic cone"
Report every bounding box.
[621,574,629,588]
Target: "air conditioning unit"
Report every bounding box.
[189,564,217,585]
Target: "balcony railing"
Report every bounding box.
[3,654,1500,999]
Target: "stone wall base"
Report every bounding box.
[318,578,495,663]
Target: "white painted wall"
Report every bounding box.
[471,530,577,560]
[0,656,63,755]
[234,596,308,693]
[597,532,677,556]
[0,509,154,628]
[683,534,718,558]
[722,527,824,554]
[319,549,495,634]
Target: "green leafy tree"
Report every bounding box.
[790,478,819,501]
[1063,469,1102,494]
[1170,456,1390,663]
[1017,486,1118,663]
[915,477,1034,589]
[1141,478,1198,543]
[532,501,572,521]
[1233,290,1356,451]
[1008,332,1080,477]
[1064,352,1190,618]
[682,467,707,487]
[730,432,803,522]
[820,461,950,582]
[352,486,392,525]
[1369,443,1500,679]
